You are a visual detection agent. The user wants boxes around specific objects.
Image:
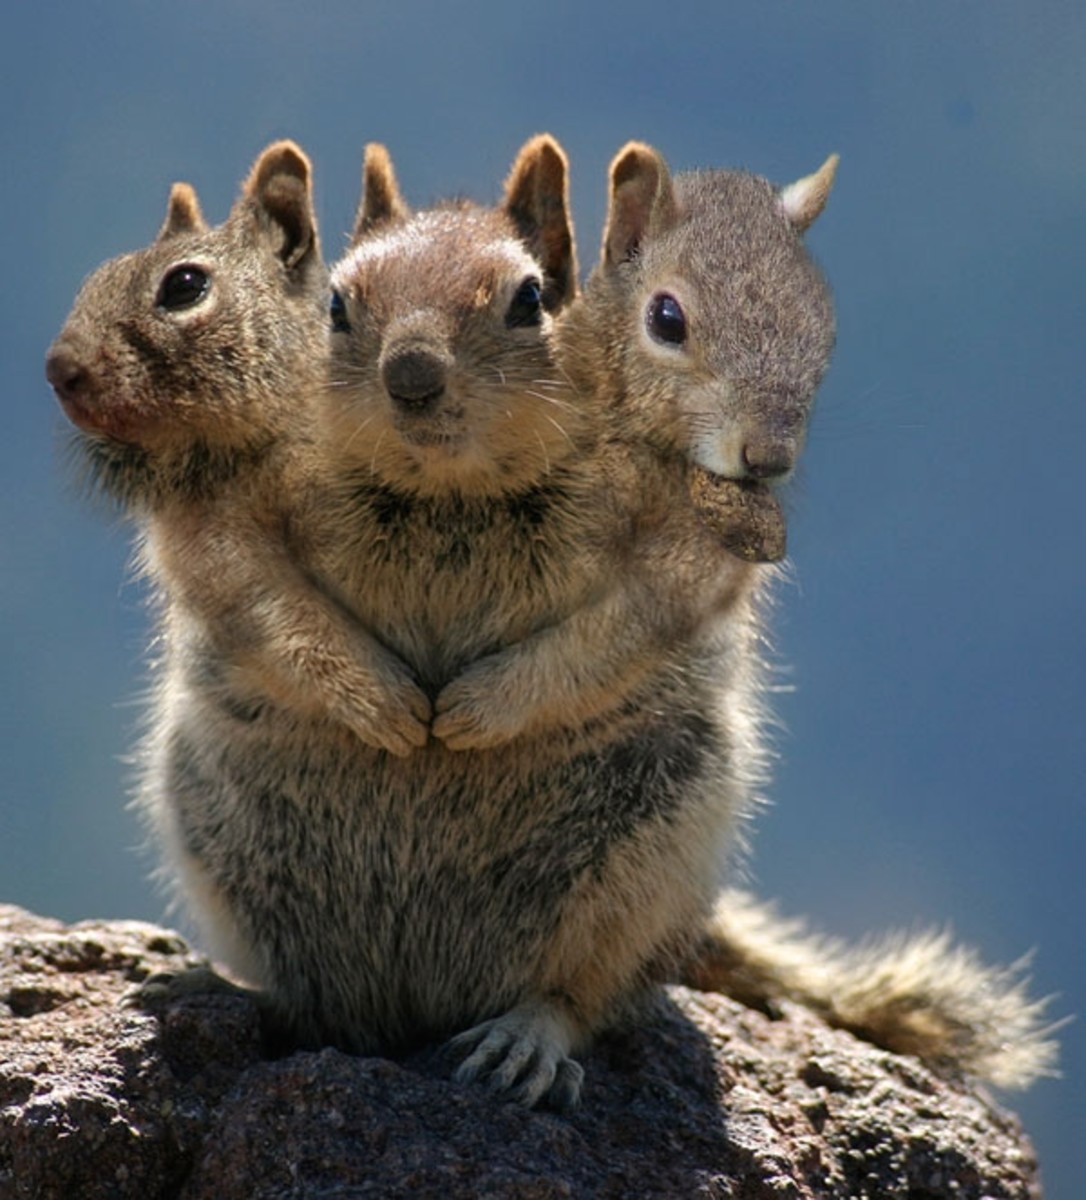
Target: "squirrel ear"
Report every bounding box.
[352,143,411,243]
[158,183,208,240]
[502,133,578,310]
[778,153,839,232]
[602,142,678,267]
[239,139,320,270]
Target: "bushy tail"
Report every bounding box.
[680,889,1061,1089]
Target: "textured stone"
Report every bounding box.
[0,906,1042,1198]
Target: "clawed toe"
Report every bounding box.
[122,963,252,1010]
[545,1058,584,1114]
[446,1006,584,1111]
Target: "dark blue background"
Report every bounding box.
[2,4,1081,1191]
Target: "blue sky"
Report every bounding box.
[2,3,1083,1190]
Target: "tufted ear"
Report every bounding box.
[501,133,578,310]
[351,143,411,243]
[601,141,679,267]
[158,182,208,241]
[238,139,320,270]
[778,153,839,232]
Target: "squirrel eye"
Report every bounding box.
[330,289,351,333]
[157,265,210,311]
[646,292,687,346]
[506,276,543,328]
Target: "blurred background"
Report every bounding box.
[2,2,1082,1191]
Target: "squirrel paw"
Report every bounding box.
[447,1004,584,1111]
[340,678,432,757]
[123,963,255,1009]
[432,671,527,751]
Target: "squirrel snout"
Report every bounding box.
[381,347,448,414]
[45,344,92,409]
[741,438,796,483]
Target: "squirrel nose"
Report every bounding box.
[45,344,91,407]
[741,438,795,482]
[382,347,448,414]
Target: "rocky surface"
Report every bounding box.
[0,904,1042,1199]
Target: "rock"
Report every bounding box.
[0,905,1042,1198]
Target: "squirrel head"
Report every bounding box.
[576,142,837,485]
[326,135,584,497]
[46,140,327,503]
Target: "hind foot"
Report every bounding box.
[447,1000,585,1112]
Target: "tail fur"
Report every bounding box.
[680,889,1061,1089]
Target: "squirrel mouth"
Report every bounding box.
[55,389,99,431]
[399,428,468,452]
[393,409,469,451]
[57,390,126,440]
[56,388,155,447]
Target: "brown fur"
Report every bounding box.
[319,137,763,749]
[129,136,767,1112]
[682,890,1060,1089]
[46,141,431,756]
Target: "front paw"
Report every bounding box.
[445,1004,584,1111]
[341,676,433,757]
[432,669,524,751]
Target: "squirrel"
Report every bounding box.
[113,134,772,1112]
[45,140,432,758]
[48,134,1055,1107]
[563,140,1057,1088]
